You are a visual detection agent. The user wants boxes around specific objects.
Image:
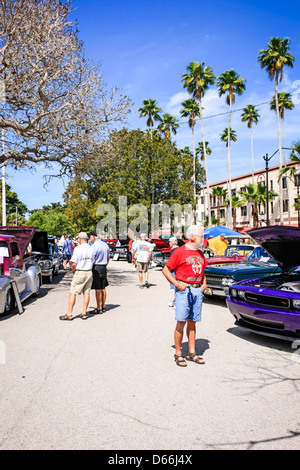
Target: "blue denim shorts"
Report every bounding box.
[175,286,203,322]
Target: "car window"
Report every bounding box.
[245,247,274,262]
[225,246,253,256]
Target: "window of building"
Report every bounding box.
[240,186,246,193]
[241,206,247,217]
[231,189,236,197]
[270,180,273,190]
[295,174,300,187]
[220,209,225,219]
[283,200,289,212]
[282,177,287,189]
[271,201,274,214]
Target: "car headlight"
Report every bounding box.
[237,290,246,300]
[222,277,235,286]
[231,288,237,298]
[39,261,44,268]
[292,299,300,309]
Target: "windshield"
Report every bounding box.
[225,246,254,256]
[244,246,275,263]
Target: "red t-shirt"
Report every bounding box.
[167,245,207,284]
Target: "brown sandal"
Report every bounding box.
[186,352,205,364]
[174,354,187,367]
[59,314,73,321]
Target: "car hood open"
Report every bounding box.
[248,226,300,271]
[0,226,36,258]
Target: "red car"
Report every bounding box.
[206,245,256,266]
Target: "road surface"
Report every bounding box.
[0,261,299,450]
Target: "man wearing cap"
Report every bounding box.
[59,232,94,321]
[89,230,110,314]
[132,233,153,288]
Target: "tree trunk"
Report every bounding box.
[275,74,283,225]
[250,125,254,185]
[227,99,233,229]
[199,99,211,228]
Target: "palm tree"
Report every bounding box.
[270,92,294,165]
[220,127,237,146]
[157,113,179,139]
[138,98,162,140]
[217,69,246,228]
[196,141,212,161]
[181,62,215,227]
[239,182,278,228]
[241,104,260,184]
[211,186,228,220]
[225,195,244,230]
[180,98,201,200]
[258,37,295,225]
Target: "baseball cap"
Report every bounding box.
[76,232,88,240]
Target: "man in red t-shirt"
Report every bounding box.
[162,225,207,367]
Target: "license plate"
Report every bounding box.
[204,288,213,295]
[116,248,125,253]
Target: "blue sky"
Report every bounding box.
[9,0,300,212]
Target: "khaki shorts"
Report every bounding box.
[70,270,93,295]
[137,262,149,272]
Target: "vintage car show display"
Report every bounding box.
[0,227,42,315]
[226,226,300,341]
[203,245,281,297]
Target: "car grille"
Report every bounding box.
[244,292,290,309]
[205,275,222,287]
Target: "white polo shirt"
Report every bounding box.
[71,243,94,270]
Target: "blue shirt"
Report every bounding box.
[62,238,72,255]
[92,239,110,265]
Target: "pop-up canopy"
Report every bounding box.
[203,225,247,239]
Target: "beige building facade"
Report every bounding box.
[199,160,300,230]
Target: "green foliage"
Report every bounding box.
[28,203,73,236]
[64,129,205,231]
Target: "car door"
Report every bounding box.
[9,242,27,294]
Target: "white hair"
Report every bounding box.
[169,237,178,245]
[186,225,204,240]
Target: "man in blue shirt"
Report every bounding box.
[62,235,73,270]
[89,230,110,314]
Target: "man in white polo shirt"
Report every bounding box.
[59,232,94,321]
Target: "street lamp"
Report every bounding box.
[263,147,293,226]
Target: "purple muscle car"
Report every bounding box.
[226,225,300,342]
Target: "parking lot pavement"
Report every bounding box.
[0,261,299,450]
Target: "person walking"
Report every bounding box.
[62,235,73,270]
[89,230,110,314]
[162,225,207,367]
[132,233,153,288]
[59,232,94,321]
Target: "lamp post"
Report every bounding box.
[263,147,293,226]
[1,129,6,226]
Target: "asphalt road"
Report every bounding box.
[0,261,299,451]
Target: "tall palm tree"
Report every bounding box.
[258,37,295,225]
[241,104,260,184]
[220,127,237,146]
[196,141,212,222]
[157,113,179,139]
[217,69,246,228]
[270,92,294,165]
[180,98,201,200]
[181,62,215,227]
[138,98,162,140]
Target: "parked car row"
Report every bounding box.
[0,226,63,316]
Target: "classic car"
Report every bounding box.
[226,226,300,341]
[203,246,281,297]
[206,245,256,266]
[0,227,41,315]
[152,237,187,267]
[31,231,63,283]
[110,236,130,261]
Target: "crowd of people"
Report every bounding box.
[58,225,208,368]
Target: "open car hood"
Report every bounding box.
[248,226,300,271]
[0,226,36,258]
[31,230,49,254]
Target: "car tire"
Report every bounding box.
[1,288,14,315]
